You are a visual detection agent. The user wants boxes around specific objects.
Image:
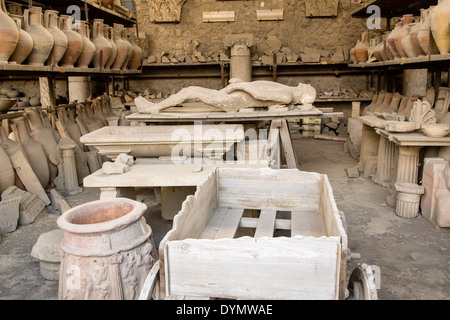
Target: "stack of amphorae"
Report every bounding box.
[350,0,450,64]
[0,1,143,70]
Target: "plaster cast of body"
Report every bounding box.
[135,79,317,114]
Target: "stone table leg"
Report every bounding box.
[358,123,380,172]
[99,187,136,200]
[373,135,396,187]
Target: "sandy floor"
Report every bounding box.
[0,137,448,300]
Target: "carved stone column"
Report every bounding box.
[373,135,396,187]
[395,146,422,184]
[61,144,82,196]
[224,34,254,82]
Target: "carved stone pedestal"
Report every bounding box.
[224,34,254,82]
[57,198,155,300]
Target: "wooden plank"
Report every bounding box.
[214,208,244,239]
[254,209,276,238]
[199,207,228,239]
[166,237,341,300]
[279,119,298,169]
[290,210,326,237]
[240,217,291,230]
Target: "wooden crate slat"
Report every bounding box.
[214,208,245,239]
[254,209,277,238]
[199,207,229,239]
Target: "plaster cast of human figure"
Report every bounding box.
[135,79,317,114]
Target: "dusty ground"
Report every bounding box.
[0,137,448,300]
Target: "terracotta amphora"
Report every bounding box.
[355,31,369,63]
[44,10,68,67]
[394,15,413,58]
[127,32,143,70]
[8,14,33,65]
[86,102,106,128]
[409,14,427,56]
[0,144,15,194]
[121,29,134,70]
[10,116,50,189]
[104,25,117,69]
[0,127,28,190]
[429,0,450,54]
[417,7,440,55]
[111,23,128,70]
[76,21,96,68]
[92,19,112,68]
[401,23,420,58]
[59,15,83,67]
[388,22,403,60]
[100,0,114,8]
[57,198,155,300]
[0,0,19,64]
[57,108,83,150]
[26,108,59,185]
[349,45,358,64]
[24,6,54,66]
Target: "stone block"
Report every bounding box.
[31,229,64,281]
[1,186,46,225]
[0,197,20,234]
[347,166,360,178]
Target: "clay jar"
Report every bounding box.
[417,7,440,55]
[409,15,426,56]
[60,15,84,67]
[76,21,96,68]
[8,14,33,65]
[104,25,117,69]
[429,0,450,54]
[57,198,155,300]
[11,116,50,189]
[92,19,112,68]
[44,10,68,67]
[394,14,413,58]
[401,23,419,58]
[0,127,28,190]
[121,31,134,70]
[0,144,14,194]
[349,45,358,64]
[127,33,143,70]
[0,0,19,64]
[388,22,403,60]
[354,31,369,63]
[26,108,59,184]
[24,6,54,66]
[111,23,128,70]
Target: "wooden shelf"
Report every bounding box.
[351,0,437,18]
[348,53,450,70]
[315,98,373,103]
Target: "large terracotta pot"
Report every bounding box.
[8,14,33,65]
[111,23,128,70]
[24,6,54,66]
[44,10,68,67]
[60,15,83,67]
[388,22,403,60]
[92,19,112,68]
[26,108,59,185]
[394,14,413,58]
[417,7,440,55]
[11,116,50,189]
[429,0,450,54]
[355,32,369,63]
[0,0,18,64]
[99,0,114,8]
[0,127,27,190]
[76,20,95,68]
[127,33,143,70]
[0,144,15,194]
[104,25,117,69]
[57,198,155,300]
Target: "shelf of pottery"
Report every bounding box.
[0,95,124,212]
[348,1,450,69]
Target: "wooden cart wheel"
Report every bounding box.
[347,263,378,300]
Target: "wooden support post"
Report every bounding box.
[272,53,277,82]
[84,1,89,23]
[220,62,226,88]
[279,119,298,169]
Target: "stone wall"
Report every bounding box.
[135,0,368,59]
